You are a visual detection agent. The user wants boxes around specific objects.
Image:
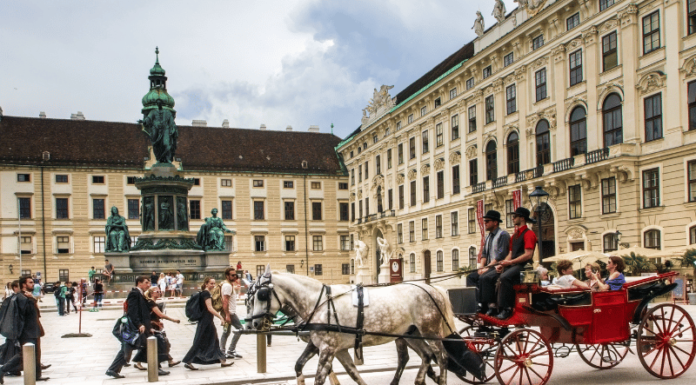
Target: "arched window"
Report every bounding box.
[485,141,497,181]
[536,120,551,166]
[603,93,623,147]
[436,251,444,272]
[644,229,661,249]
[409,253,416,273]
[690,226,696,244]
[507,132,519,175]
[569,106,587,156]
[452,249,460,271]
[603,233,618,252]
[468,246,477,267]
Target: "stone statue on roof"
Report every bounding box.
[492,0,506,24]
[473,11,485,37]
[361,85,396,128]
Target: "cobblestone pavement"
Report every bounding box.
[1,302,695,385]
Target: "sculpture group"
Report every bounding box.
[472,0,508,37]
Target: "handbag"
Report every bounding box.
[112,315,140,347]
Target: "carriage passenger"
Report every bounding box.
[584,262,603,291]
[554,260,590,289]
[592,256,626,291]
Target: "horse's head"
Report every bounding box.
[248,264,280,331]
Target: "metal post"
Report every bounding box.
[147,336,158,382]
[22,342,36,385]
[18,197,22,274]
[256,333,266,373]
[537,206,543,265]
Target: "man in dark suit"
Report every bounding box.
[106,276,162,378]
[0,275,49,384]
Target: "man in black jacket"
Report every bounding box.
[0,275,48,384]
[106,276,163,378]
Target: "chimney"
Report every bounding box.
[260,124,266,131]
[192,120,207,127]
[308,125,320,132]
[71,111,85,120]
[286,125,293,131]
[222,119,229,128]
[39,111,46,119]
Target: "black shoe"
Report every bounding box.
[41,364,52,370]
[158,369,170,376]
[226,351,243,359]
[0,368,5,385]
[485,307,498,317]
[105,370,125,379]
[36,377,50,382]
[496,308,513,320]
[184,363,198,371]
[475,304,487,314]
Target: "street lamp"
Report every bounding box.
[529,186,549,264]
[615,230,622,251]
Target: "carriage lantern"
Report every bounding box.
[529,186,550,264]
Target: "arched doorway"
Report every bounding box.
[374,229,384,280]
[423,250,431,284]
[534,203,556,262]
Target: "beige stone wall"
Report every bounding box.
[338,0,696,287]
[0,167,351,285]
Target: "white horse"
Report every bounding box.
[249,265,456,385]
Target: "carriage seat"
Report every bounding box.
[531,290,591,312]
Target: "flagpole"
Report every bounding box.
[18,197,22,275]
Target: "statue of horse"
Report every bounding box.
[249,265,456,385]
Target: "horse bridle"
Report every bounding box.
[245,274,287,330]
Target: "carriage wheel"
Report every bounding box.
[494,328,553,385]
[456,326,498,384]
[576,341,629,369]
[637,303,696,379]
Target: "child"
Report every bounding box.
[555,260,590,289]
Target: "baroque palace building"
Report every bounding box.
[338,0,696,285]
[0,55,351,286]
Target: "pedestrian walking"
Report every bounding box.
[220,267,243,359]
[182,277,234,370]
[93,278,104,308]
[105,276,152,379]
[0,275,49,383]
[65,282,77,314]
[0,281,20,370]
[132,287,181,372]
[31,279,43,303]
[175,270,184,297]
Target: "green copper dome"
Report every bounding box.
[142,47,176,115]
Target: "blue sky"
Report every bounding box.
[1,0,511,139]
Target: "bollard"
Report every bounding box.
[23,343,36,385]
[256,333,266,373]
[147,336,158,382]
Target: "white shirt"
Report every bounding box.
[221,282,237,314]
[176,274,184,285]
[556,275,576,288]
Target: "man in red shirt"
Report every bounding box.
[495,207,537,320]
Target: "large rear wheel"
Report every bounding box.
[637,303,696,379]
[494,328,553,385]
[456,326,498,384]
[576,341,629,369]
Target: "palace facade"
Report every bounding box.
[338,0,696,285]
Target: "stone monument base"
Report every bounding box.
[354,266,373,285]
[377,268,390,284]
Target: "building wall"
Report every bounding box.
[0,167,351,284]
[339,0,696,285]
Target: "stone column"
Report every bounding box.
[618,5,639,143]
[583,25,600,152]
[553,45,568,161]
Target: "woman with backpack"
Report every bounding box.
[182,277,234,370]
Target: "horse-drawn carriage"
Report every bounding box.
[450,271,696,385]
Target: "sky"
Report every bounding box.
[1,0,513,139]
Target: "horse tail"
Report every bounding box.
[432,285,456,337]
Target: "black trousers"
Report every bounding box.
[497,264,523,309]
[466,268,500,306]
[108,335,145,373]
[1,338,41,377]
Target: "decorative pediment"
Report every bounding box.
[396,173,405,184]
[434,158,445,171]
[636,71,666,95]
[530,56,549,70]
[420,164,431,175]
[582,26,598,45]
[565,225,588,240]
[361,85,396,128]
[371,174,384,189]
[407,169,418,181]
[552,45,566,62]
[357,189,363,199]
[515,65,527,81]
[597,82,624,110]
[503,125,518,142]
[465,145,478,159]
[564,97,588,121]
[449,151,461,164]
[618,3,639,27]
[526,107,557,130]
[680,54,696,78]
[599,18,619,34]
[350,192,356,202]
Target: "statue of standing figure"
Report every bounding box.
[159,198,173,230]
[377,237,390,267]
[196,208,235,251]
[354,240,368,268]
[492,0,507,24]
[105,206,131,252]
[473,10,485,37]
[140,99,178,164]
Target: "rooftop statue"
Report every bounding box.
[473,11,485,37]
[105,206,131,252]
[140,100,178,164]
[196,208,235,251]
[492,0,507,24]
[361,85,396,126]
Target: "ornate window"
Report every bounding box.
[504,52,514,67]
[436,215,443,238]
[644,93,663,142]
[469,159,478,186]
[506,85,516,115]
[688,160,696,202]
[603,93,623,146]
[409,221,415,242]
[601,178,617,214]
[483,66,492,79]
[507,132,519,175]
[436,123,444,147]
[452,249,460,270]
[689,81,696,131]
[569,106,587,156]
[600,0,615,11]
[410,180,417,206]
[569,50,583,86]
[567,13,580,30]
[603,233,618,252]
[422,218,428,240]
[535,120,551,166]
[642,12,661,55]
[468,208,476,234]
[437,171,444,199]
[436,251,444,272]
[468,105,477,133]
[409,253,416,273]
[466,77,474,90]
[533,35,544,50]
[397,224,403,244]
[452,166,460,195]
[450,87,457,100]
[423,176,430,203]
[642,168,660,208]
[644,229,660,250]
[485,95,495,124]
[485,141,497,181]
[535,69,547,101]
[602,32,618,71]
[451,212,459,236]
[451,114,459,140]
[690,0,696,35]
[568,185,582,219]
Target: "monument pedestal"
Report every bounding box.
[355,266,373,285]
[378,267,390,284]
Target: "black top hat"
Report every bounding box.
[482,210,502,223]
[512,207,536,224]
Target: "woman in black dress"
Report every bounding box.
[133,287,182,372]
[183,277,234,370]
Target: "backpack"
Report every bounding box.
[54,288,60,298]
[211,283,224,313]
[0,296,22,340]
[185,292,204,321]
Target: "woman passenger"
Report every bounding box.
[593,256,626,291]
[584,262,603,291]
[133,287,181,371]
[555,260,590,289]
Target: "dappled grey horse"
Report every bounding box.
[249,266,456,385]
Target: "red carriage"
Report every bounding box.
[452,272,696,385]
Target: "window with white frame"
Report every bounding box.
[644,229,660,249]
[94,236,105,253]
[436,251,444,272]
[451,212,459,236]
[452,249,459,270]
[409,253,416,273]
